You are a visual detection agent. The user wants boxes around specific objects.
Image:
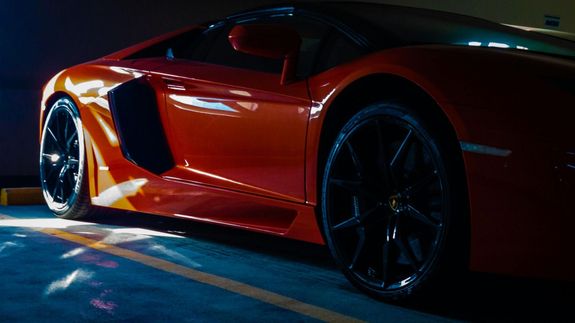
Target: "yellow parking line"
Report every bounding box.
[0,214,364,322]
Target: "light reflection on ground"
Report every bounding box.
[0,218,94,229]
[44,269,94,296]
[0,218,184,240]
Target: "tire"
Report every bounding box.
[321,100,468,301]
[40,97,94,219]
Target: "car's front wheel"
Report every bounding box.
[321,101,467,301]
[40,97,93,219]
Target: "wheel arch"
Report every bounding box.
[315,73,470,245]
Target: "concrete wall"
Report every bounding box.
[1,0,573,184]
[378,0,575,32]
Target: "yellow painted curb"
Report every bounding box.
[0,187,44,206]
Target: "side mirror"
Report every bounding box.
[228,24,301,85]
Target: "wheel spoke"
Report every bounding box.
[47,126,66,152]
[381,239,391,287]
[329,177,378,201]
[396,212,425,270]
[46,127,59,145]
[58,165,69,183]
[59,180,65,203]
[332,203,381,231]
[55,112,61,139]
[360,204,382,222]
[403,170,438,195]
[348,227,366,270]
[54,164,70,203]
[333,217,361,231]
[51,179,60,202]
[381,213,396,287]
[385,212,395,241]
[64,113,69,145]
[374,120,393,185]
[406,204,440,228]
[330,177,361,190]
[390,129,412,168]
[66,130,77,150]
[395,236,420,271]
[333,196,361,231]
[42,153,55,161]
[375,119,405,190]
[346,141,364,178]
[45,164,57,182]
[66,171,75,188]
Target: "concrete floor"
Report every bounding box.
[0,205,573,322]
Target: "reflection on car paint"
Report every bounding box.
[459,141,512,157]
[93,113,119,147]
[169,94,238,113]
[467,40,529,50]
[91,178,148,207]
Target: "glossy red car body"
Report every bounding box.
[40,4,575,282]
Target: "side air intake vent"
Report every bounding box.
[108,77,174,174]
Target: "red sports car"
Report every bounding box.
[39,2,575,300]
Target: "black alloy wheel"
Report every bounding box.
[40,97,93,219]
[321,101,465,301]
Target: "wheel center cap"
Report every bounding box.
[388,194,400,213]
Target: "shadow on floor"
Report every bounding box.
[91,210,335,270]
[92,210,575,322]
[404,273,575,322]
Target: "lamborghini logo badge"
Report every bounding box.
[388,195,400,212]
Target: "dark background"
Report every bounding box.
[1,0,572,187]
[0,0,290,186]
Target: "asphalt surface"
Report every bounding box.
[0,205,573,322]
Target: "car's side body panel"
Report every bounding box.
[40,60,323,244]
[307,45,575,280]
[152,60,311,203]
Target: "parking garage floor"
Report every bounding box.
[1,205,573,322]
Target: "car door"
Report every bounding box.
[151,14,330,203]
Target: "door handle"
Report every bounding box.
[163,78,186,91]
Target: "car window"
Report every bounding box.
[149,14,366,77]
[315,31,367,73]
[124,28,205,60]
[202,15,331,77]
[203,23,283,74]
[179,22,224,61]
